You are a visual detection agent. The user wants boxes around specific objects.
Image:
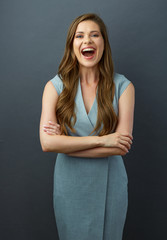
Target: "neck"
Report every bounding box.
[79,65,99,84]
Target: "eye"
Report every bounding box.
[75,35,83,38]
[90,33,99,37]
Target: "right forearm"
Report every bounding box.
[41,133,103,153]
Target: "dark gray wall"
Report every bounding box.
[0,0,167,239]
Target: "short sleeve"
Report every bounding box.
[114,73,131,100]
[50,74,64,95]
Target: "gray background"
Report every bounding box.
[0,0,167,239]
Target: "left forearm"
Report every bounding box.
[67,146,127,158]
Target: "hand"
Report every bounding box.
[43,121,61,135]
[102,132,133,152]
[113,147,129,156]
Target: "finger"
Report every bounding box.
[43,125,52,130]
[49,130,61,135]
[43,128,53,134]
[118,148,127,156]
[120,136,133,144]
[49,123,60,130]
[48,120,55,124]
[43,127,56,134]
[119,137,132,146]
[43,127,61,135]
[49,121,60,128]
[46,131,55,135]
[122,135,133,142]
[119,140,131,150]
[48,128,57,133]
[43,123,60,132]
[43,124,50,128]
[113,147,126,156]
[43,125,57,131]
[43,125,56,130]
[121,133,133,140]
[118,143,129,153]
[46,128,57,134]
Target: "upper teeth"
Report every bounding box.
[82,48,95,52]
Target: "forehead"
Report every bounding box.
[75,20,100,33]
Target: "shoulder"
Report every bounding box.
[113,72,134,99]
[42,74,63,101]
[49,74,64,96]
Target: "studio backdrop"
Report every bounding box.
[0,0,167,239]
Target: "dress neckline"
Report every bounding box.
[79,78,98,116]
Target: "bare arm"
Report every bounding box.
[39,81,103,153]
[68,147,127,158]
[115,82,135,135]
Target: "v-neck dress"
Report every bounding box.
[50,73,131,240]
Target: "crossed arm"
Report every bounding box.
[39,81,135,158]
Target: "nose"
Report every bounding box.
[84,35,93,44]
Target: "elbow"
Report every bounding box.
[40,142,49,152]
[41,144,49,152]
[40,138,51,152]
[40,133,63,153]
[40,137,60,153]
[40,132,55,152]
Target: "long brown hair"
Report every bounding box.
[56,13,118,136]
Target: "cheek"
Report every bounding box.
[97,39,104,53]
[98,45,104,58]
[73,40,80,53]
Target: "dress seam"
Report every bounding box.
[102,157,110,240]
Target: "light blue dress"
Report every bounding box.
[50,73,131,240]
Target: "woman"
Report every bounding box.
[39,13,135,240]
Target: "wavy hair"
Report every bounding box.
[56,13,118,136]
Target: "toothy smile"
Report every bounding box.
[81,47,96,57]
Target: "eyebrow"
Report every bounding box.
[75,30,100,34]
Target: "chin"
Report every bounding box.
[81,64,98,69]
[79,60,99,69]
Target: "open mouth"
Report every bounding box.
[81,48,96,58]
